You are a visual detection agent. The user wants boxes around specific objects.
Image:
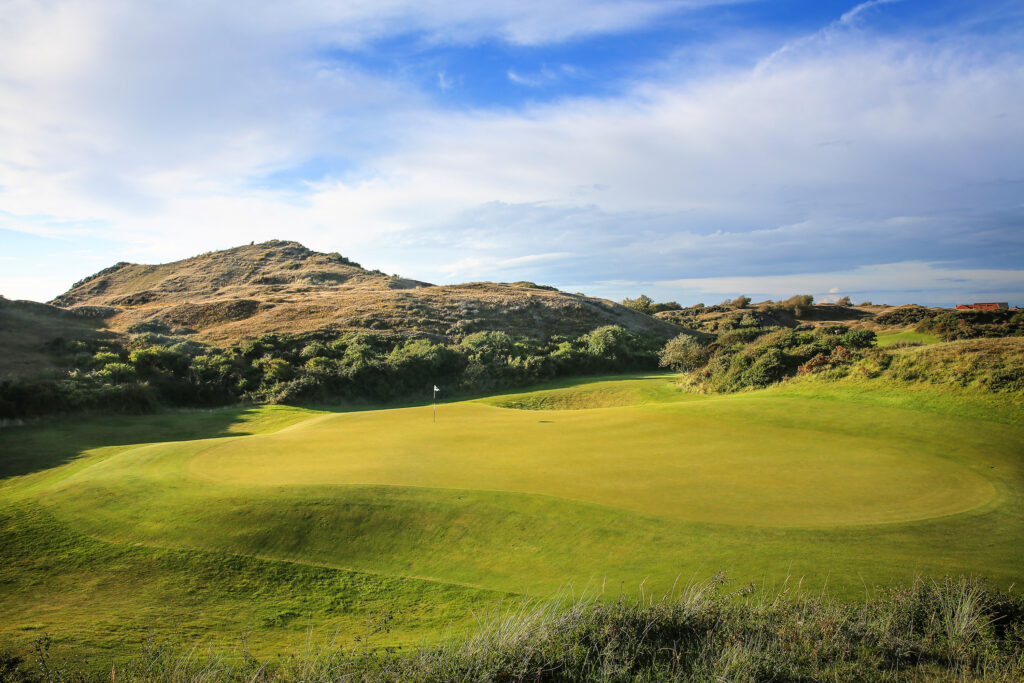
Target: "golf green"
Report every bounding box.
[2,373,1022,657]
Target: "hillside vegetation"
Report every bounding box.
[0,297,113,379]
[49,240,681,343]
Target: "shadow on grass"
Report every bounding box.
[301,371,677,412]
[0,371,678,481]
[0,405,274,480]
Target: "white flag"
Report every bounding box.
[433,385,439,392]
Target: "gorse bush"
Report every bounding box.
[874,307,1024,342]
[918,309,1024,341]
[686,324,877,393]
[766,294,814,316]
[658,334,709,372]
[3,575,1021,682]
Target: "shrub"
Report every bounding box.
[730,295,751,309]
[740,347,788,387]
[257,358,295,384]
[96,362,135,383]
[840,329,876,349]
[875,305,932,326]
[769,294,814,316]
[659,334,709,372]
[90,351,121,368]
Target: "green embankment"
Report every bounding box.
[1,370,1022,662]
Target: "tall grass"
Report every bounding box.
[3,575,1021,681]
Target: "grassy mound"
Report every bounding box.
[482,375,690,410]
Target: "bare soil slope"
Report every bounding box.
[50,240,683,343]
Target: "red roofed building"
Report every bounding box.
[955,303,1009,310]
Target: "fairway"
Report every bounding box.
[2,373,1023,659]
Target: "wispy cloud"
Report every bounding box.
[507,64,582,87]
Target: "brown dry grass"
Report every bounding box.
[48,240,683,343]
[0,297,112,377]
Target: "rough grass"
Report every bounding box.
[1,373,1022,665]
[4,575,1022,681]
[883,337,1024,393]
[0,298,109,379]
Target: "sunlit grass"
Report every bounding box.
[1,372,1022,662]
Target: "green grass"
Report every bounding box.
[875,329,941,346]
[1,372,1022,663]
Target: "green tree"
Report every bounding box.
[622,294,654,315]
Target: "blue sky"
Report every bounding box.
[1,0,1022,306]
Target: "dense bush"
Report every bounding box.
[0,326,664,419]
[658,334,709,372]
[766,294,815,316]
[686,325,876,393]
[875,305,934,326]
[620,294,681,315]
[918,309,1024,341]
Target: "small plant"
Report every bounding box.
[730,295,752,309]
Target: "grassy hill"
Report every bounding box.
[48,240,682,343]
[0,296,115,378]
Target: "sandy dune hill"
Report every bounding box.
[50,240,685,343]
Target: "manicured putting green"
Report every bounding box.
[185,397,992,527]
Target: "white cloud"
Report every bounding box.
[0,0,1022,305]
[0,275,76,302]
[655,262,1024,306]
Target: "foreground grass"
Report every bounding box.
[1,369,1022,664]
[0,502,501,662]
[3,575,1022,681]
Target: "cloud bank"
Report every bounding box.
[0,0,1021,305]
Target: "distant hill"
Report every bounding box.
[0,296,114,378]
[49,240,685,343]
